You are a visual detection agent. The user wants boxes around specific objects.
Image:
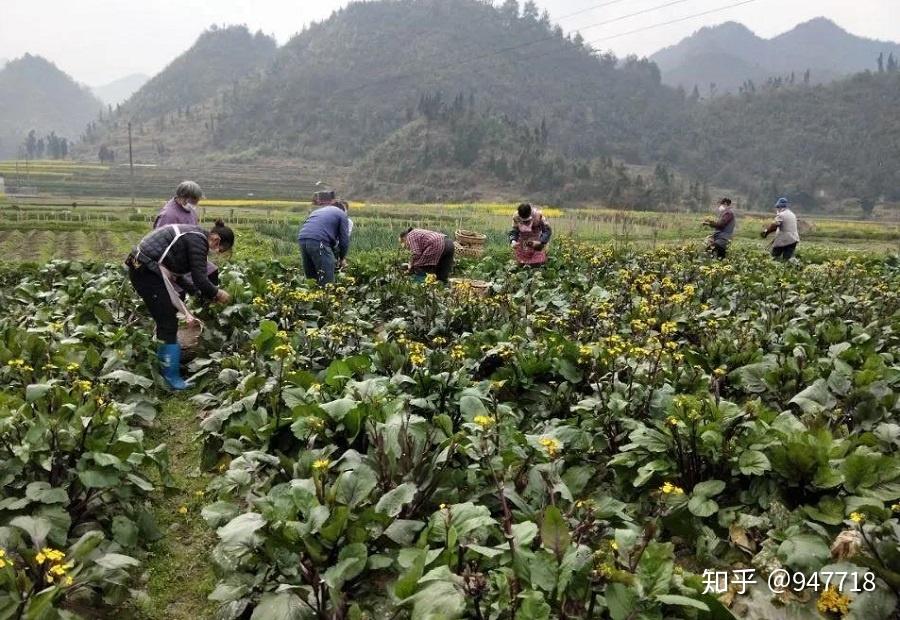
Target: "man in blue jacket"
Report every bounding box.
[297,198,350,285]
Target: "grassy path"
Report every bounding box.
[130,398,216,619]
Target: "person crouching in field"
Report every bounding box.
[154,180,220,293]
[400,227,455,283]
[126,220,234,390]
[761,197,800,260]
[297,197,350,286]
[703,197,736,259]
[509,203,552,267]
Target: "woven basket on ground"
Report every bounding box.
[454,242,484,258]
[455,229,487,249]
[449,278,491,297]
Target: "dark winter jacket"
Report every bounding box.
[131,225,219,299]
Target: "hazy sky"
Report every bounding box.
[2,0,899,85]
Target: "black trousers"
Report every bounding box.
[771,243,797,261]
[129,265,178,344]
[414,238,455,282]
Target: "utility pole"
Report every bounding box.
[128,121,135,206]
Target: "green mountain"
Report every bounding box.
[213,0,680,163]
[663,71,900,212]
[124,25,277,121]
[0,54,103,158]
[652,18,900,94]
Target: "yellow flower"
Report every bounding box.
[424,273,439,286]
[0,558,7,569]
[660,482,684,495]
[666,416,679,427]
[73,380,92,392]
[313,458,331,471]
[450,345,466,361]
[849,512,865,524]
[538,437,562,459]
[178,506,188,515]
[473,415,494,428]
[274,344,294,359]
[713,367,727,378]
[816,585,850,615]
[660,321,677,335]
[439,503,449,510]
[194,490,205,497]
[892,503,900,513]
[64,576,74,586]
[66,362,80,372]
[252,296,266,307]
[610,540,619,551]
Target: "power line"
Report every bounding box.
[588,0,759,43]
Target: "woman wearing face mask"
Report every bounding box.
[154,181,203,227]
[125,220,235,390]
[153,180,220,294]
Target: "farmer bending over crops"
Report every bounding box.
[703,197,736,259]
[400,227,455,283]
[126,220,234,390]
[761,197,800,260]
[153,180,220,294]
[297,197,350,286]
[509,203,552,267]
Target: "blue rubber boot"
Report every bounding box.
[157,344,192,390]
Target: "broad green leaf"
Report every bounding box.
[111,516,138,548]
[605,583,638,620]
[217,513,266,547]
[688,496,719,518]
[656,594,709,611]
[101,370,153,388]
[10,516,51,547]
[202,501,241,528]
[25,383,51,403]
[738,450,771,476]
[94,553,140,571]
[78,468,120,488]
[540,506,570,559]
[777,534,829,573]
[333,466,377,508]
[515,590,551,620]
[459,394,487,418]
[322,543,367,590]
[789,379,836,414]
[250,592,310,620]
[636,541,674,597]
[407,580,466,620]
[692,480,726,498]
[374,482,417,518]
[320,398,358,421]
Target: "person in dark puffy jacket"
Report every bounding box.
[125,220,234,390]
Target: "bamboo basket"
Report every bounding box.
[454,242,484,258]
[177,322,203,360]
[449,278,491,297]
[455,229,486,249]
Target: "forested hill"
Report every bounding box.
[651,18,900,94]
[0,55,103,158]
[123,25,277,121]
[213,0,680,162]
[78,2,900,212]
[663,71,900,211]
